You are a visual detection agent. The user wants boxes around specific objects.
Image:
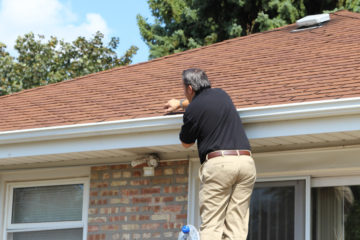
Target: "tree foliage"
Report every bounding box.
[138,0,360,59]
[0,32,138,96]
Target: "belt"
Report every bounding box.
[207,150,251,160]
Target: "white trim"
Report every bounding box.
[82,178,90,239]
[305,176,311,240]
[311,175,360,239]
[239,96,360,123]
[0,167,90,181]
[6,222,84,233]
[0,167,90,240]
[1,96,360,145]
[256,176,308,182]
[3,178,89,240]
[0,115,183,145]
[187,160,201,227]
[312,175,360,187]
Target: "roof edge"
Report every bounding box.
[2,96,360,145]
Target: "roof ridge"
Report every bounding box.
[332,10,360,19]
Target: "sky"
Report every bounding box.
[0,0,154,64]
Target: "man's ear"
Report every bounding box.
[187,85,194,95]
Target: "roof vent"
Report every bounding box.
[291,13,330,32]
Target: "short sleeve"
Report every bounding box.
[179,112,198,144]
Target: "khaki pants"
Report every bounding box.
[199,154,256,240]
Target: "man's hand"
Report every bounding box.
[164,99,181,113]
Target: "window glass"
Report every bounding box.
[312,186,360,240]
[248,186,295,240]
[12,184,83,223]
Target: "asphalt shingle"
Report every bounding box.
[1,10,360,131]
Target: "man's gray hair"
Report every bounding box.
[182,68,211,92]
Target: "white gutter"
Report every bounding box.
[1,96,360,145]
[239,96,360,123]
[0,115,183,145]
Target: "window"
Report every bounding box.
[312,185,360,240]
[4,179,89,240]
[247,180,306,240]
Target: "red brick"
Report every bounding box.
[132,197,152,204]
[141,187,161,194]
[91,166,109,171]
[100,225,120,231]
[121,189,139,196]
[141,223,161,230]
[132,170,142,177]
[164,186,185,194]
[109,216,126,222]
[176,214,187,219]
[88,225,100,232]
[151,178,172,185]
[155,196,174,203]
[90,191,98,197]
[162,205,182,213]
[110,165,128,170]
[130,179,150,186]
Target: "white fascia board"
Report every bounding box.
[241,97,360,139]
[239,97,360,123]
[1,129,181,159]
[1,97,360,146]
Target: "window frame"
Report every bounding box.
[4,178,89,240]
[311,175,360,240]
[312,175,360,188]
[252,177,310,240]
[256,176,311,240]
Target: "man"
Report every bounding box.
[165,68,256,240]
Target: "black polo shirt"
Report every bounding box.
[179,88,251,164]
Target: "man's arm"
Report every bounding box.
[181,141,195,148]
[164,99,189,113]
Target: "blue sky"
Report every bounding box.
[0,0,153,64]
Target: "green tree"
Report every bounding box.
[0,31,138,96]
[137,0,360,59]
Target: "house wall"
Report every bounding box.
[87,160,189,240]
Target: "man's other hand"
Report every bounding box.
[164,99,181,113]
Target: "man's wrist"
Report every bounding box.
[179,99,185,110]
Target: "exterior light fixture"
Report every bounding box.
[130,153,160,176]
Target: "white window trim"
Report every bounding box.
[187,159,201,227]
[256,176,311,240]
[312,175,360,187]
[311,175,360,240]
[3,178,89,240]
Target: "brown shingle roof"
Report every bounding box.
[1,10,360,132]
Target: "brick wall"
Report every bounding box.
[88,160,189,240]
